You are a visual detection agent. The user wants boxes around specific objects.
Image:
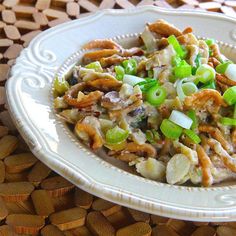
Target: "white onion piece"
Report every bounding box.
[123,74,145,86]
[182,82,198,96]
[225,64,236,82]
[176,79,185,101]
[140,27,157,53]
[169,110,193,129]
[176,79,198,101]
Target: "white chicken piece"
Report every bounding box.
[140,26,157,53]
[76,116,102,142]
[166,154,191,185]
[59,109,81,124]
[198,40,209,64]
[131,129,146,145]
[145,45,176,70]
[212,167,236,184]
[186,45,199,67]
[136,158,166,181]
[119,83,134,100]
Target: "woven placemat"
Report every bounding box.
[0,0,236,235]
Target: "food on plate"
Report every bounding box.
[53,19,236,187]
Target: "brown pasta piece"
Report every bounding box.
[160,138,171,155]
[100,56,129,67]
[199,125,233,153]
[86,77,122,91]
[83,49,120,64]
[75,123,104,150]
[116,153,139,162]
[148,19,182,37]
[109,100,143,119]
[157,37,169,48]
[182,27,193,34]
[184,89,227,113]
[208,62,214,68]
[210,43,222,61]
[177,33,198,45]
[121,47,144,57]
[216,80,229,93]
[83,39,122,50]
[208,139,236,172]
[196,145,213,187]
[65,90,103,108]
[216,73,236,86]
[122,142,157,158]
[64,82,86,104]
[208,57,221,67]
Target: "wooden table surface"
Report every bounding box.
[0,0,236,235]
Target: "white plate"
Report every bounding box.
[6,6,236,222]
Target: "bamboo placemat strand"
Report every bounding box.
[0,0,236,235]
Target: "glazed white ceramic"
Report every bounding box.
[6,6,236,222]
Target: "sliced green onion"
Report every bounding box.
[192,54,202,75]
[168,35,186,59]
[146,130,154,144]
[187,110,198,130]
[209,48,213,57]
[146,130,160,144]
[105,126,129,144]
[171,55,182,67]
[85,61,103,72]
[174,60,192,79]
[223,86,236,105]
[54,76,69,95]
[205,38,215,46]
[123,74,145,86]
[146,85,167,106]
[136,79,157,93]
[225,64,236,82]
[215,61,232,74]
[122,59,137,75]
[196,64,215,83]
[182,82,198,96]
[200,80,216,90]
[183,129,201,144]
[160,119,183,139]
[220,117,236,126]
[152,129,160,141]
[169,110,193,129]
[176,79,186,101]
[115,65,125,81]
